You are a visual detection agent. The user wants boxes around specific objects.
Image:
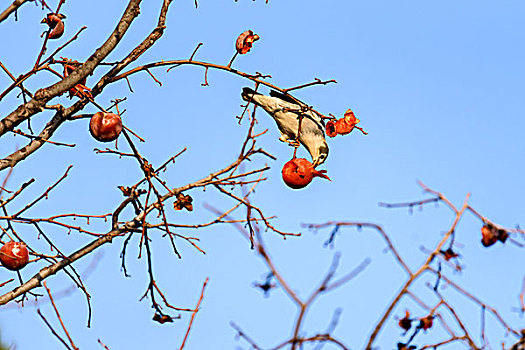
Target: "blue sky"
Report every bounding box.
[0,1,524,349]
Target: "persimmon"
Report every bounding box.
[0,241,29,271]
[281,158,330,189]
[89,112,123,142]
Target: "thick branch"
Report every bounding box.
[93,0,172,95]
[0,226,124,305]
[0,0,142,138]
[0,108,68,170]
[0,0,177,172]
[0,143,265,304]
[0,0,30,24]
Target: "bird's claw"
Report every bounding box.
[278,135,300,148]
[286,140,300,148]
[279,138,301,148]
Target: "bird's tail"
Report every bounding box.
[241,87,282,114]
[241,87,261,102]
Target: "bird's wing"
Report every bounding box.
[242,87,325,132]
[269,90,306,106]
[269,90,325,128]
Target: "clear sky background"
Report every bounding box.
[0,1,524,349]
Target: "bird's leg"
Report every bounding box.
[296,114,304,140]
[292,142,299,159]
[278,134,300,158]
[290,114,305,160]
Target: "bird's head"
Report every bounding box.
[311,142,329,168]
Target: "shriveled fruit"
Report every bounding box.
[326,109,367,137]
[236,30,260,54]
[41,13,66,39]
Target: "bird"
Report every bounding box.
[241,87,329,167]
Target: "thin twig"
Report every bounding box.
[178,278,209,350]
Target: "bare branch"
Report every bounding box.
[0,0,31,24]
